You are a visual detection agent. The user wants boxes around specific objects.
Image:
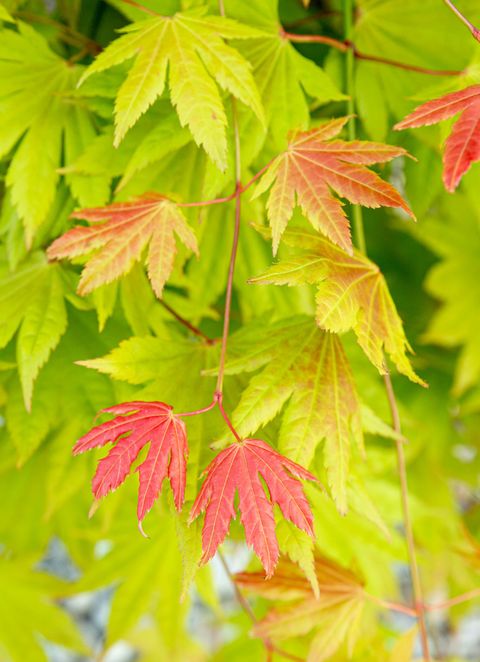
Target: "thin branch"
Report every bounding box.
[177,160,273,210]
[443,0,480,42]
[343,0,366,253]
[426,587,480,611]
[364,592,417,617]
[282,31,463,76]
[384,372,431,660]
[215,102,242,397]
[159,299,215,343]
[119,0,160,15]
[15,11,102,54]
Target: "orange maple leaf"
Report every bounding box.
[253,117,413,255]
[47,194,198,298]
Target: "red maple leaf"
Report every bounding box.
[47,194,198,298]
[395,85,480,192]
[189,438,317,577]
[73,401,188,533]
[254,117,412,255]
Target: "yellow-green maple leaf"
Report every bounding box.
[250,227,425,385]
[80,10,265,169]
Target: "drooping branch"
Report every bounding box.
[159,299,215,344]
[282,31,463,76]
[342,1,432,658]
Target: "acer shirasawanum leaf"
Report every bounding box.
[250,227,425,385]
[225,0,345,155]
[189,438,317,578]
[73,401,188,534]
[395,85,480,192]
[236,555,366,661]
[213,317,363,513]
[0,253,67,410]
[47,194,198,298]
[253,117,413,255]
[79,11,264,169]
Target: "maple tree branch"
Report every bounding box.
[215,100,242,397]
[15,11,102,55]
[443,0,480,42]
[159,299,215,344]
[384,371,431,660]
[426,587,480,611]
[119,0,160,15]
[177,160,274,210]
[364,591,417,617]
[282,31,463,76]
[340,1,431,656]
[342,0,367,255]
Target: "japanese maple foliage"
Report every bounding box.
[47,194,198,298]
[395,85,480,191]
[189,438,317,577]
[253,117,413,255]
[73,401,188,533]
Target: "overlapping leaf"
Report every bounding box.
[47,194,198,298]
[395,85,480,191]
[79,10,264,169]
[0,23,96,242]
[0,253,67,410]
[189,438,317,577]
[236,555,366,661]
[250,228,424,385]
[73,401,188,532]
[218,317,363,512]
[253,118,413,254]
[225,0,344,154]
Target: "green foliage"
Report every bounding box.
[0,1,480,661]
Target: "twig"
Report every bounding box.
[15,11,102,54]
[426,587,480,611]
[443,0,480,41]
[364,591,417,617]
[343,0,366,253]
[159,299,215,344]
[120,0,159,15]
[384,372,431,660]
[282,31,463,76]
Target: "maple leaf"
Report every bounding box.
[214,317,363,514]
[79,10,264,169]
[47,194,198,298]
[236,555,366,661]
[250,227,425,385]
[189,438,317,577]
[73,401,188,532]
[225,0,345,154]
[0,253,67,411]
[253,117,413,255]
[0,23,96,242]
[395,85,480,192]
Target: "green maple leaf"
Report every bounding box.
[0,555,87,662]
[0,23,96,243]
[225,0,345,153]
[0,252,68,410]
[414,198,480,394]
[250,227,425,386]
[79,9,265,169]
[216,317,363,513]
